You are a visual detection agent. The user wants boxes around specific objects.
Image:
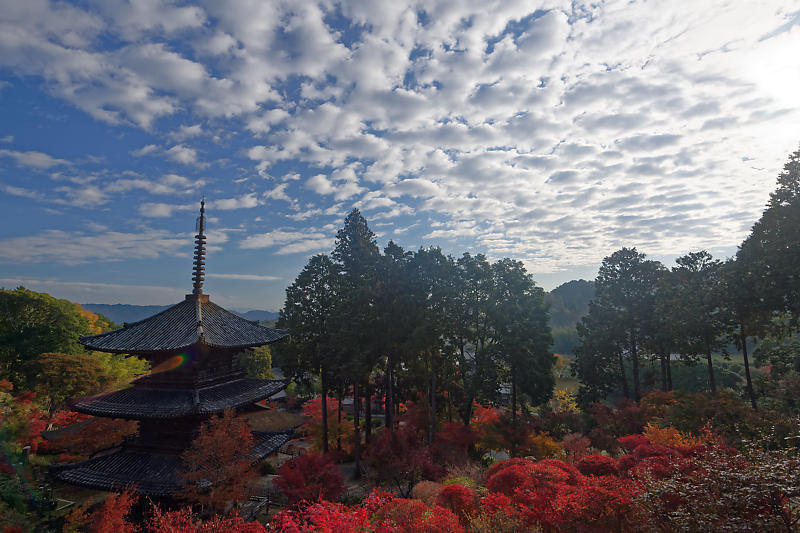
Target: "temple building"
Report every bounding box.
[51,200,292,496]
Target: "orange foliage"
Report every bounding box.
[180,410,256,514]
[642,423,702,449]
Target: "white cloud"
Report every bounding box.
[211,193,259,210]
[0,149,69,169]
[205,273,280,281]
[0,228,188,264]
[165,144,204,167]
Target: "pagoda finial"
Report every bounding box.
[191,198,206,295]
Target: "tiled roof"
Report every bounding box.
[50,430,294,497]
[69,378,289,419]
[80,296,287,354]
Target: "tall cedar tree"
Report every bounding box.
[593,248,664,402]
[275,254,342,452]
[739,146,800,323]
[331,209,380,477]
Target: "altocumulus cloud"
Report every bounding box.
[0,0,798,310]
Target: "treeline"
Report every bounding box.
[273,210,554,472]
[575,147,800,409]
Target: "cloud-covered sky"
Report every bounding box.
[0,0,798,310]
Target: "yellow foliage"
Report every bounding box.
[643,423,701,448]
[522,433,565,460]
[551,388,580,414]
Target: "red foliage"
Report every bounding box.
[368,424,443,497]
[617,434,650,452]
[371,498,465,533]
[270,500,369,533]
[433,423,477,465]
[435,484,476,520]
[42,417,137,456]
[275,452,345,505]
[587,400,646,451]
[484,457,532,482]
[180,410,257,513]
[300,396,353,453]
[3,527,24,533]
[616,454,639,475]
[633,443,679,460]
[535,458,581,485]
[485,463,536,496]
[64,489,138,533]
[576,454,618,476]
[148,507,268,532]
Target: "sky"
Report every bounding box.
[0,0,798,311]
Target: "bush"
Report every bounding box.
[617,434,649,452]
[410,481,442,506]
[274,452,345,505]
[575,454,618,476]
[435,484,476,521]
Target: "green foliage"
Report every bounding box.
[547,279,595,330]
[236,345,274,379]
[34,352,114,412]
[0,287,94,387]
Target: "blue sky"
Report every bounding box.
[0,0,798,311]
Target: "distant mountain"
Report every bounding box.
[82,303,279,325]
[546,279,595,330]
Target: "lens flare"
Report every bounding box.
[148,352,191,376]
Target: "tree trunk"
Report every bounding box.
[353,381,361,479]
[364,381,372,444]
[660,353,668,392]
[705,336,716,392]
[511,372,518,457]
[385,355,393,433]
[321,366,329,454]
[430,354,437,443]
[741,325,757,410]
[630,327,640,403]
[337,383,343,451]
[666,357,673,391]
[618,351,630,399]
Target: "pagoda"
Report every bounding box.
[51,200,292,496]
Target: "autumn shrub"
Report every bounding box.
[469,493,525,533]
[274,452,345,505]
[64,489,138,533]
[519,432,564,460]
[484,457,532,483]
[371,498,465,533]
[269,500,368,533]
[410,481,442,505]
[485,463,536,496]
[560,432,593,463]
[576,454,618,476]
[616,434,649,452]
[535,458,581,485]
[632,443,678,460]
[434,483,476,521]
[642,423,701,448]
[433,422,477,465]
[587,399,647,451]
[633,442,800,532]
[368,424,443,497]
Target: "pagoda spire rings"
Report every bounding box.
[192,199,207,296]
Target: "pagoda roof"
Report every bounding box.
[50,430,293,497]
[69,378,290,419]
[80,296,287,354]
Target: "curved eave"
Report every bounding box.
[79,331,289,355]
[69,378,291,420]
[49,430,295,497]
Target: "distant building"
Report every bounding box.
[51,201,291,497]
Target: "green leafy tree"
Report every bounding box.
[237,345,274,379]
[593,248,664,402]
[34,352,115,414]
[575,300,630,404]
[0,287,94,387]
[669,251,726,393]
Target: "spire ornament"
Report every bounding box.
[192,199,207,295]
